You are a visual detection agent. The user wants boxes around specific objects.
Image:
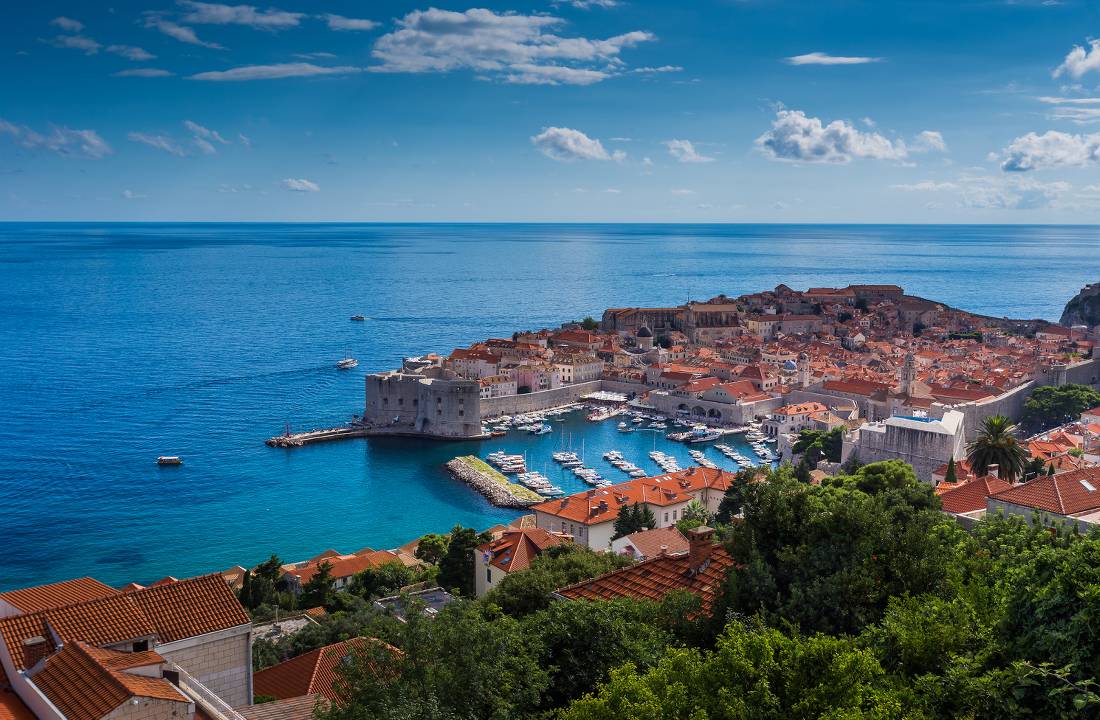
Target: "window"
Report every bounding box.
[673,510,678,519]
[458,410,464,416]
[664,512,669,523]
[459,398,464,405]
[133,640,149,652]
[398,397,403,405]
[486,567,492,584]
[382,397,388,405]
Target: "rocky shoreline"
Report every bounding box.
[444,458,541,509]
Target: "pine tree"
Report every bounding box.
[239,569,253,609]
[639,504,657,530]
[944,458,958,485]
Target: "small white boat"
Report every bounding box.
[157,456,182,466]
[336,350,358,370]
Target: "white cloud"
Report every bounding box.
[128,132,187,156]
[560,0,620,8]
[323,14,379,31]
[282,178,319,192]
[999,130,1100,171]
[604,187,621,193]
[0,120,112,159]
[891,173,1072,210]
[238,133,251,147]
[180,1,304,29]
[629,65,682,74]
[184,120,229,144]
[189,62,363,81]
[369,8,654,85]
[531,127,624,161]
[1054,39,1100,79]
[911,130,947,153]
[890,181,958,191]
[107,45,155,61]
[144,15,224,49]
[1036,96,1100,124]
[47,35,101,55]
[121,189,146,200]
[664,138,714,163]
[114,68,174,77]
[784,52,881,66]
[755,109,908,163]
[51,17,84,32]
[670,188,695,195]
[293,52,337,59]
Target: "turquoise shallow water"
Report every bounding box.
[1,223,1098,590]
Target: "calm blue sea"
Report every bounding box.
[1,223,1098,590]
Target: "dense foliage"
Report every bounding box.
[258,456,1100,719]
[1021,384,1100,432]
[791,426,845,465]
[611,502,656,540]
[966,415,1029,481]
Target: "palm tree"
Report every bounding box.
[966,415,1029,482]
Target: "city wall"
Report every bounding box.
[481,381,603,417]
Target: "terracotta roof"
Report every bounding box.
[0,574,249,671]
[253,638,393,701]
[556,541,733,616]
[991,468,1100,516]
[29,642,188,720]
[285,551,403,585]
[240,695,326,720]
[0,578,118,616]
[0,689,33,720]
[618,527,689,560]
[532,468,734,526]
[477,528,569,573]
[301,607,327,620]
[938,476,1013,514]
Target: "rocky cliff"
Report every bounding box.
[1060,282,1100,328]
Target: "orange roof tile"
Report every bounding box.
[240,695,325,720]
[30,642,187,720]
[556,542,733,616]
[253,638,394,701]
[992,468,1100,516]
[286,551,403,585]
[0,578,117,616]
[477,528,569,573]
[0,574,249,671]
[0,690,33,720]
[938,476,1013,514]
[617,527,689,560]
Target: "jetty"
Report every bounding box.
[445,456,542,509]
[265,426,369,448]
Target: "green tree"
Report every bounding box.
[719,467,958,636]
[486,544,632,617]
[1023,455,1047,481]
[560,621,904,720]
[580,316,599,331]
[414,533,450,565]
[966,415,1029,481]
[612,503,655,540]
[349,562,419,600]
[944,457,958,484]
[1022,384,1100,432]
[437,525,488,597]
[300,560,335,609]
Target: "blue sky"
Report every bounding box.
[4,0,1100,221]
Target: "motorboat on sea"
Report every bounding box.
[687,427,722,443]
[336,356,358,370]
[350,315,366,321]
[156,456,182,466]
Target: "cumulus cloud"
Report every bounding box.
[113,68,174,77]
[107,45,155,61]
[190,62,363,81]
[50,17,84,32]
[180,1,304,29]
[999,130,1100,171]
[0,119,112,159]
[144,15,224,49]
[323,14,379,31]
[1054,39,1100,79]
[128,131,186,156]
[282,178,319,192]
[664,138,714,163]
[755,110,908,163]
[784,52,881,65]
[531,127,624,161]
[369,8,654,85]
[46,35,101,55]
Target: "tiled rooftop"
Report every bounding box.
[0,578,118,616]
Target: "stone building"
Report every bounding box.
[364,362,483,439]
[841,410,966,483]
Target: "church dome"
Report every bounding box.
[636,324,653,338]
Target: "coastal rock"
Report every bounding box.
[1060,282,1100,328]
[445,458,539,509]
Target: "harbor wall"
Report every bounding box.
[647,392,782,425]
[481,381,603,417]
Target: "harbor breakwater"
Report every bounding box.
[445,456,542,509]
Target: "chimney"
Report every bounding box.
[23,636,50,669]
[658,544,669,557]
[988,464,999,479]
[686,525,715,572]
